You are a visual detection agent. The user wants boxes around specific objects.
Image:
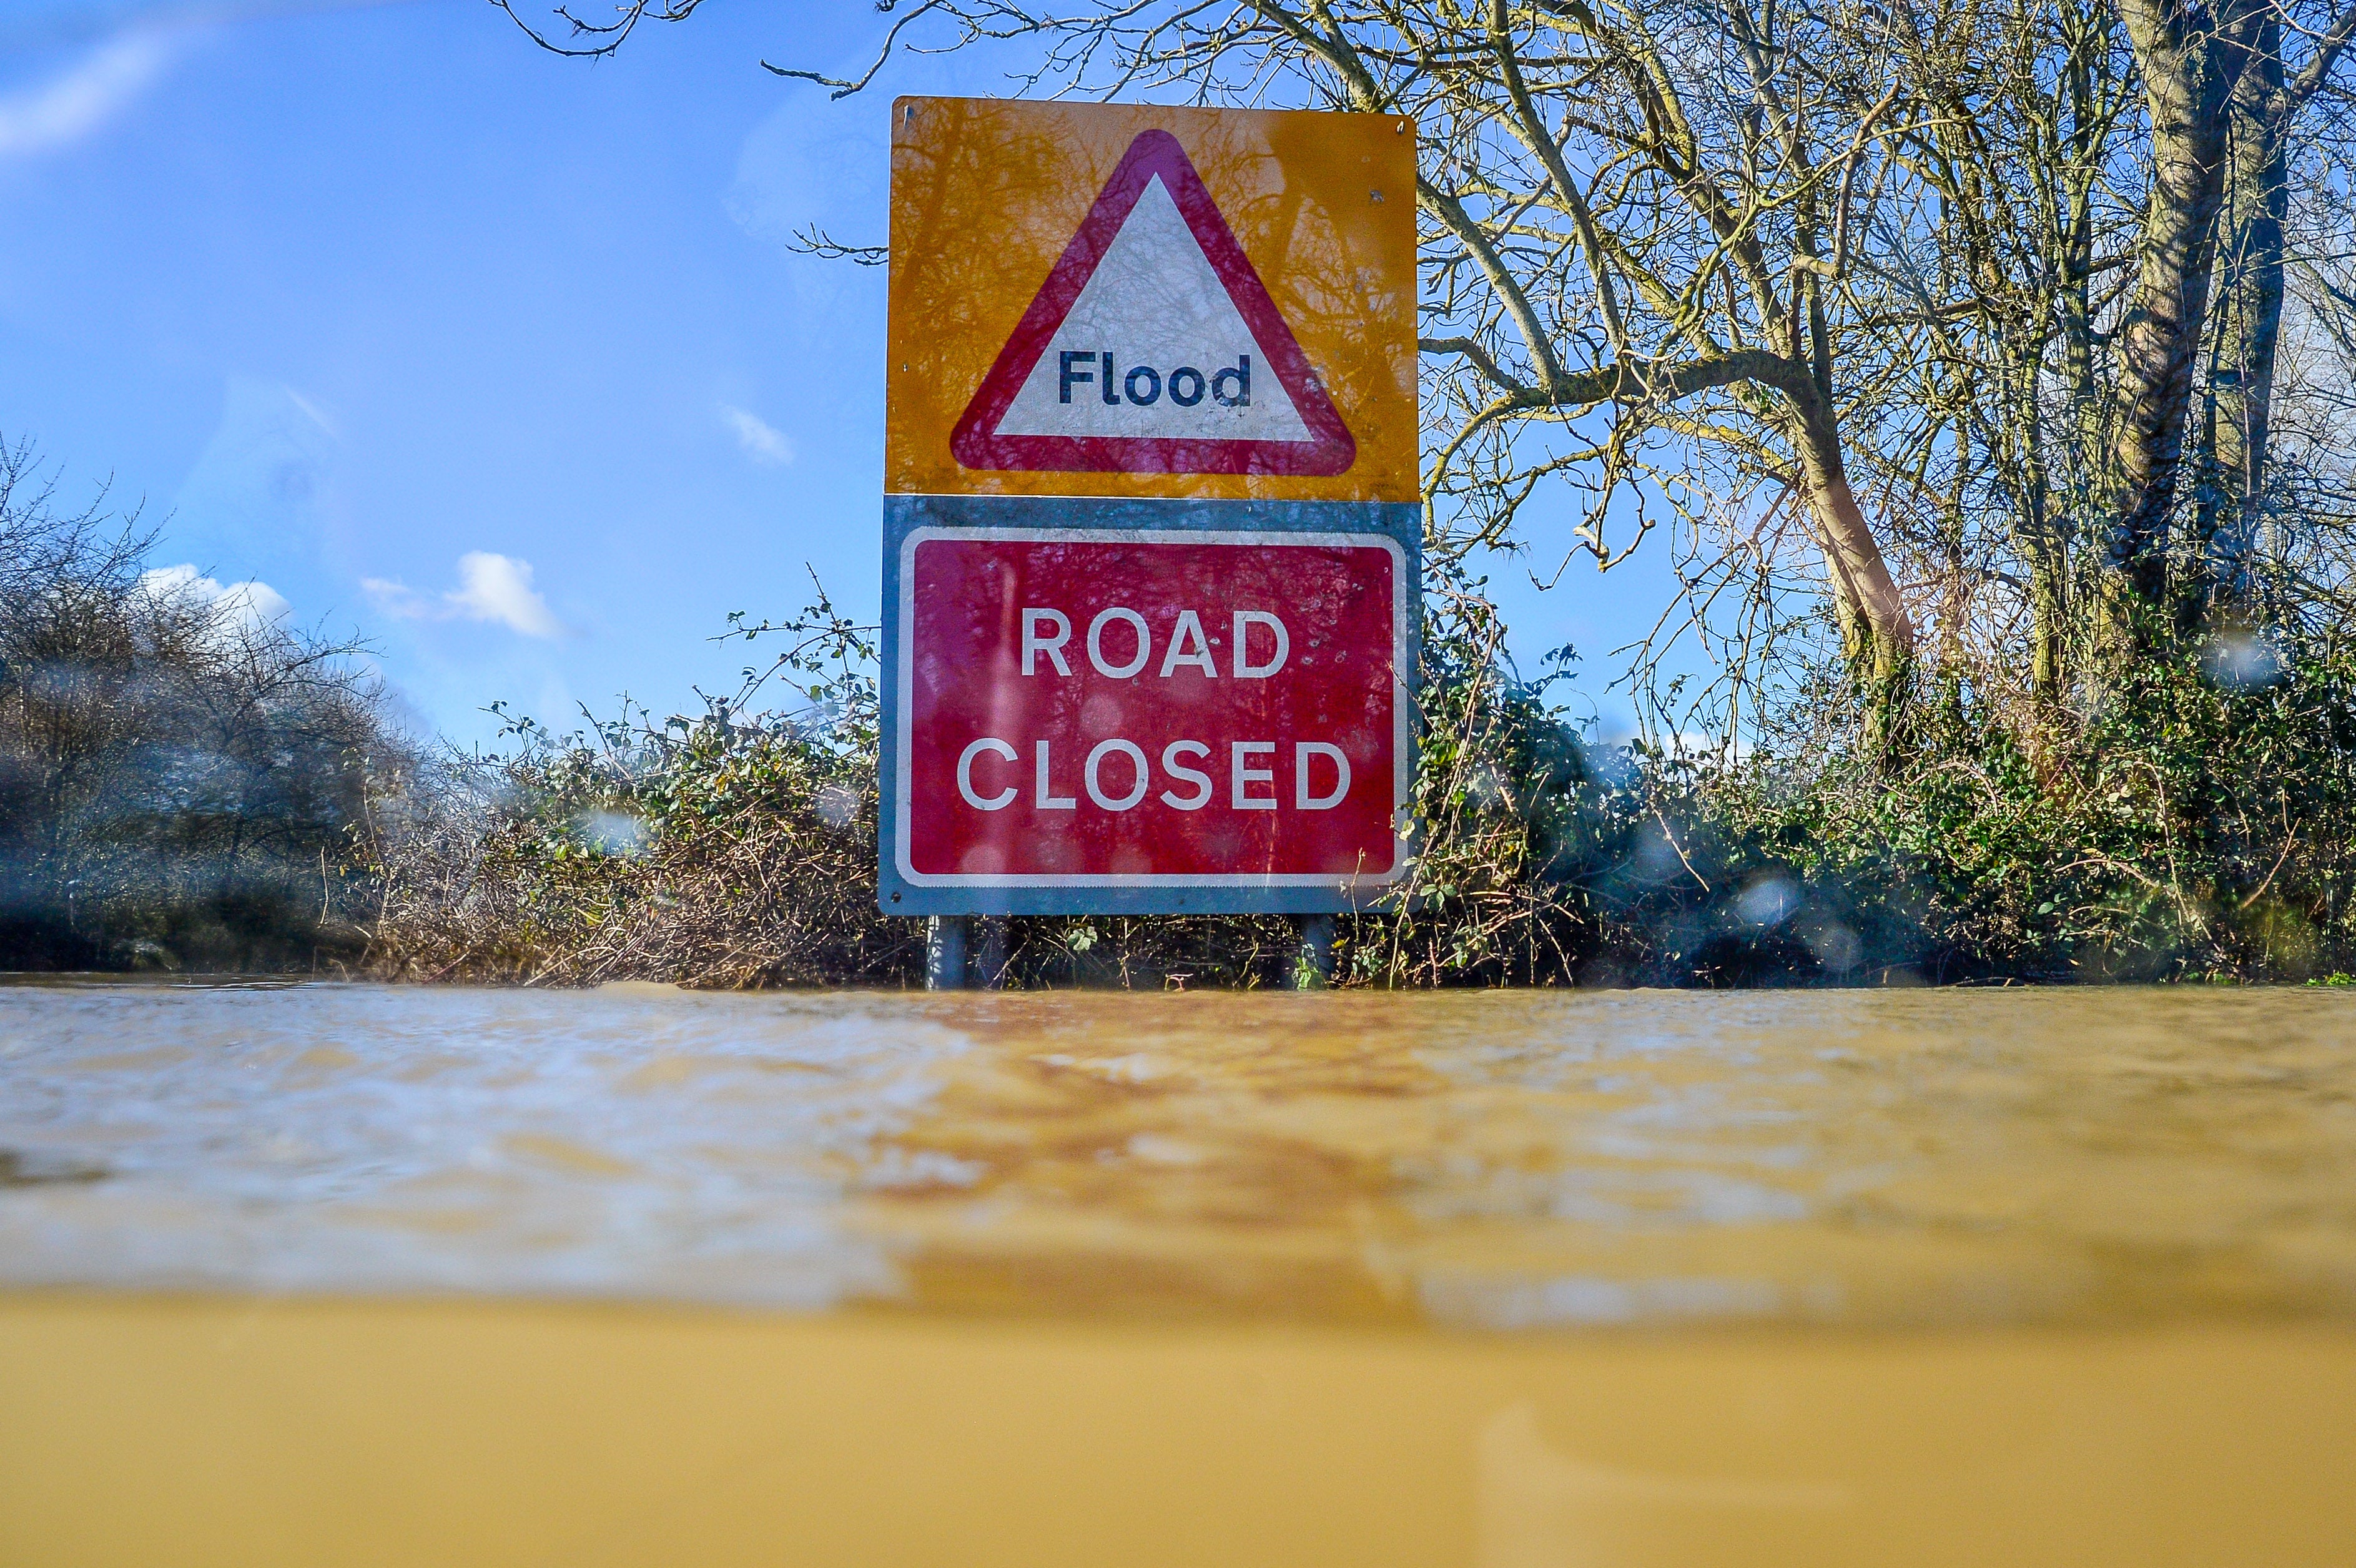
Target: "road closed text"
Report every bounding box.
[957,737,1353,812]
[895,530,1407,886]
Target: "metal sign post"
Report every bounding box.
[882,98,1419,986]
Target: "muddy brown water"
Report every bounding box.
[4,979,2354,1565]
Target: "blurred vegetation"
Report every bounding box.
[1703,626,2356,983]
[359,570,2356,989]
[0,440,413,972]
[364,589,912,987]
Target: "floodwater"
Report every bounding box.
[4,980,2354,1565]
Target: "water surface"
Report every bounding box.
[4,979,2352,1329]
[7,980,2356,1566]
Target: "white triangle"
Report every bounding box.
[993,176,1315,443]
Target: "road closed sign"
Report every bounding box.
[888,98,1417,502]
[879,101,1418,917]
[879,500,1417,915]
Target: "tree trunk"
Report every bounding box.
[2103,0,2262,648]
[2003,333,2071,708]
[2195,16,2288,619]
[1793,395,1914,742]
[1777,275,1913,745]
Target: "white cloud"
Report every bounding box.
[364,551,563,639]
[208,577,293,628]
[136,564,293,634]
[358,576,428,618]
[0,31,170,160]
[721,405,794,466]
[448,551,562,637]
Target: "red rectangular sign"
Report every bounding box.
[892,528,1409,891]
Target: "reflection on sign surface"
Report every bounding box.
[896,530,1406,886]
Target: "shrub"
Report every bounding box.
[0,441,413,971]
[361,571,2356,990]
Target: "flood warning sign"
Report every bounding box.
[879,101,1422,914]
[948,130,1357,478]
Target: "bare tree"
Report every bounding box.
[501,0,1933,736]
[497,0,2356,734]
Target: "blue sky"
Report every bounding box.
[0,0,1678,744]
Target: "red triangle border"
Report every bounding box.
[948,130,1358,478]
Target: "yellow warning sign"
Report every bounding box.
[888,98,1418,503]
